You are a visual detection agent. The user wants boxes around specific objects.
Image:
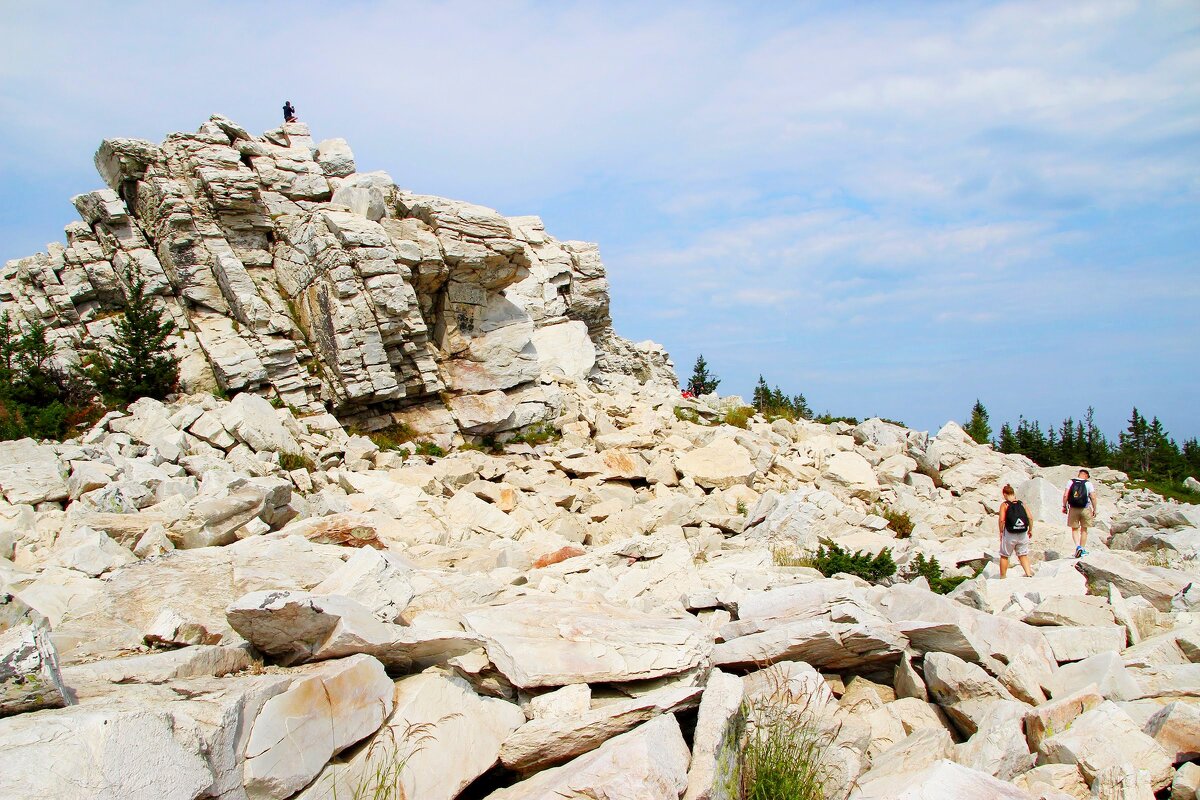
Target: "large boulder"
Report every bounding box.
[243,655,394,800]
[226,590,478,669]
[923,651,1016,737]
[0,705,214,800]
[484,714,690,800]
[714,619,907,671]
[0,439,67,505]
[463,596,711,689]
[1038,700,1173,790]
[822,451,881,501]
[298,672,524,800]
[1076,552,1193,611]
[499,684,700,773]
[682,670,745,800]
[675,439,757,489]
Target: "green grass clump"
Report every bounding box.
[674,406,702,425]
[1128,478,1200,505]
[771,546,810,568]
[413,441,445,458]
[279,452,316,472]
[723,406,755,429]
[906,553,966,594]
[721,667,833,799]
[356,423,416,451]
[810,542,896,583]
[876,506,915,538]
[506,422,559,446]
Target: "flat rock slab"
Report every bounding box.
[850,758,1036,799]
[1076,553,1193,611]
[0,705,214,800]
[227,590,479,669]
[463,597,711,689]
[714,619,906,671]
[0,439,67,505]
[500,684,701,773]
[299,672,525,800]
[485,714,690,800]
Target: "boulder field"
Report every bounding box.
[2,116,1199,799]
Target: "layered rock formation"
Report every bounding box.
[1,116,1199,800]
[1,115,671,435]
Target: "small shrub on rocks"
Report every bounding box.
[278,452,316,473]
[810,542,896,584]
[906,553,967,595]
[877,506,915,538]
[414,441,446,458]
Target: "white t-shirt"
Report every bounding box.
[1064,480,1096,509]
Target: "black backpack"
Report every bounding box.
[1005,500,1030,534]
[1067,479,1089,509]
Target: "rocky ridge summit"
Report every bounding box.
[2,114,670,436]
[1,117,1199,800]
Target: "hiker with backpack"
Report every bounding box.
[1063,468,1098,558]
[998,484,1035,578]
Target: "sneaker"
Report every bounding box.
[1074,546,1083,558]
[1079,547,1088,557]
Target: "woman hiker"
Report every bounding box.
[998,484,1034,578]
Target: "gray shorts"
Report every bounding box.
[1000,532,1031,558]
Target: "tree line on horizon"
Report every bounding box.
[685,355,1200,493]
[964,400,1200,489]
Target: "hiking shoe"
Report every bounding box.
[1074,546,1083,558]
[1079,547,1088,557]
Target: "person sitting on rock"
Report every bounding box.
[283,100,297,123]
[1062,468,1097,558]
[998,484,1034,578]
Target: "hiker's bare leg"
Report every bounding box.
[1079,526,1088,549]
[1070,526,1081,548]
[999,555,1009,578]
[1018,554,1033,578]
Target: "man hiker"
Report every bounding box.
[1062,468,1097,558]
[283,100,297,123]
[998,484,1035,578]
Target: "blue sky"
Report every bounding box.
[2,1,1198,439]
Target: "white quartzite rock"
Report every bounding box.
[485,714,690,800]
[675,439,757,490]
[299,672,524,800]
[683,670,745,800]
[1038,700,1173,790]
[243,654,394,800]
[464,596,711,689]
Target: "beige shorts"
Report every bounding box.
[1000,532,1031,558]
[1067,507,1093,529]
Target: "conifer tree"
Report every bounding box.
[964,400,991,444]
[686,354,720,396]
[86,270,179,404]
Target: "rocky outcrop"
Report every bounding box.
[2,115,672,439]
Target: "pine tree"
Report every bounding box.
[964,400,992,444]
[752,375,770,411]
[1120,408,1151,475]
[996,422,1017,453]
[86,270,179,404]
[686,354,720,396]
